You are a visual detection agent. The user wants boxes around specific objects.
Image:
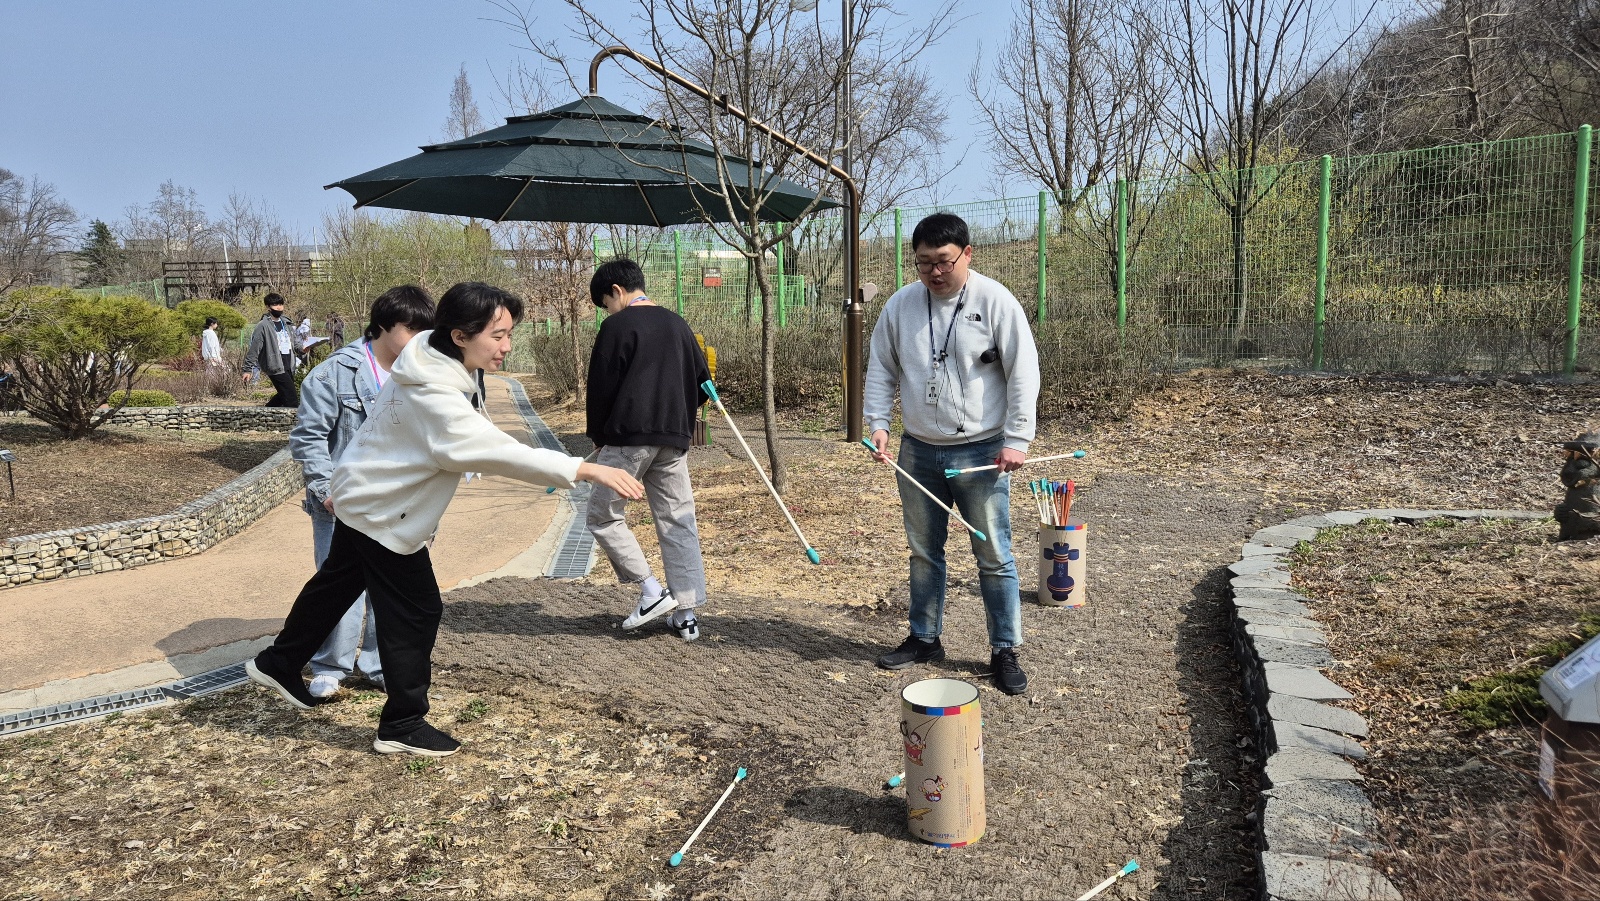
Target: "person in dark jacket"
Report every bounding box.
[584,258,712,641]
[244,293,303,407]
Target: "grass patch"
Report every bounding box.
[1445,612,1600,729]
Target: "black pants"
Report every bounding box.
[265,354,298,407]
[258,520,441,736]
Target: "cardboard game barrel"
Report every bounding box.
[1038,518,1088,607]
[900,678,985,847]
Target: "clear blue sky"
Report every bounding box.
[1,0,1018,243]
[2,1,1386,243]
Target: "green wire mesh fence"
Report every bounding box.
[581,127,1596,375]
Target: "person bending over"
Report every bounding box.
[247,282,645,757]
[290,285,435,698]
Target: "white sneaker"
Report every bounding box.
[309,674,342,698]
[623,586,678,631]
[673,614,699,643]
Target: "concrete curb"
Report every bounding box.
[1233,507,1547,901]
[0,377,581,737]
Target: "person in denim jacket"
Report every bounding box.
[289,286,435,697]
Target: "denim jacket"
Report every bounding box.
[290,338,381,503]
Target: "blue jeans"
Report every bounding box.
[897,434,1021,649]
[306,492,382,682]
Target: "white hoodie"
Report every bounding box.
[330,330,581,554]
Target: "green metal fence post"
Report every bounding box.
[894,207,904,289]
[1568,124,1593,376]
[1036,191,1048,321]
[775,223,787,329]
[1313,154,1333,371]
[1115,179,1128,333]
[673,230,684,314]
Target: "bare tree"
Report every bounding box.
[500,219,598,401]
[971,0,1170,214]
[444,64,486,140]
[502,0,951,492]
[0,169,78,294]
[218,192,293,257]
[1158,0,1372,355]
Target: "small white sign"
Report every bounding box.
[1557,643,1600,691]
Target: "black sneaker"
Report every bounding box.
[246,657,329,710]
[373,721,461,757]
[990,648,1028,695]
[877,636,945,670]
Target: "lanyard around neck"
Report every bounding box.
[363,340,386,387]
[926,284,967,366]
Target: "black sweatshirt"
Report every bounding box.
[585,305,712,450]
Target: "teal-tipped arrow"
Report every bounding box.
[700,380,821,564]
[670,767,748,867]
[944,449,1087,478]
[861,438,987,541]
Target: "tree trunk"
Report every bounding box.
[752,253,788,496]
[568,284,585,405]
[1229,205,1249,361]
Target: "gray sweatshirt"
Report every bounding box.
[864,269,1040,450]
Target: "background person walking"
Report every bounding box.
[584,258,713,641]
[243,293,302,407]
[863,212,1041,695]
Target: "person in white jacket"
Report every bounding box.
[246,282,645,757]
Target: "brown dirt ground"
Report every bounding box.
[1294,518,1600,901]
[0,420,285,538]
[1,369,1597,900]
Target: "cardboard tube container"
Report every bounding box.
[900,678,985,847]
[1038,518,1088,607]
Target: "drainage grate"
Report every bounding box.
[495,376,598,579]
[0,687,169,737]
[162,662,247,699]
[547,484,597,578]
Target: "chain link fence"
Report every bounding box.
[585,127,1596,376]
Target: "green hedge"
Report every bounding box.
[108,389,176,407]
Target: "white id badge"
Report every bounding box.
[925,378,940,404]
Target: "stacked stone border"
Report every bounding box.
[1,421,302,589]
[0,405,296,432]
[1233,507,1547,901]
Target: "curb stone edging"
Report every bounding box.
[1232,507,1547,901]
[0,448,302,590]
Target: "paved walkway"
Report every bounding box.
[0,378,571,714]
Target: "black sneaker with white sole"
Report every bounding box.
[373,721,461,757]
[246,657,329,710]
[623,586,679,631]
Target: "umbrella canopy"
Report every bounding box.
[325,95,840,226]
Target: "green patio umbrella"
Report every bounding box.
[325,95,840,226]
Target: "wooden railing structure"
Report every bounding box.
[161,259,326,305]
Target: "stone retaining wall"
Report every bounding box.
[1232,507,1546,901]
[100,405,296,432]
[0,406,295,432]
[0,448,302,590]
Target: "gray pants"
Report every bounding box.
[586,445,707,609]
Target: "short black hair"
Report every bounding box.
[589,258,647,307]
[428,282,525,362]
[911,213,970,253]
[264,292,285,307]
[365,285,436,341]
[204,316,219,328]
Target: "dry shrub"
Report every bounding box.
[1034,305,1174,420]
[1378,770,1600,901]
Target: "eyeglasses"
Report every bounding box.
[914,255,963,274]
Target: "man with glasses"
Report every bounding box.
[863,212,1041,695]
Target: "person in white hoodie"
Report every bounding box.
[246,282,645,757]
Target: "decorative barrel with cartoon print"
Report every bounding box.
[900,678,985,847]
[1038,519,1088,608]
